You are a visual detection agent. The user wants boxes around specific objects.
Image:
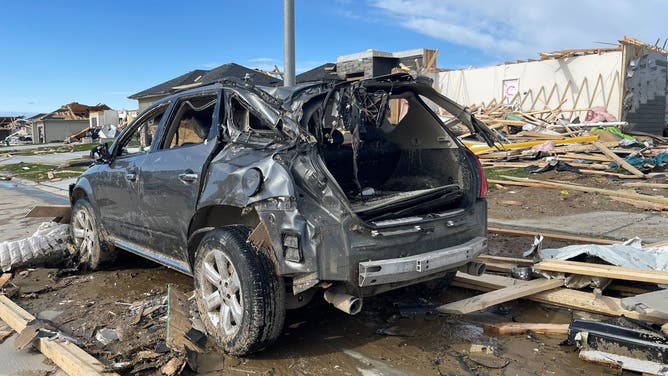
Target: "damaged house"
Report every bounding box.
[29,103,111,143]
[431,36,668,135]
[128,63,281,111]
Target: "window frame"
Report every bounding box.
[157,90,221,151]
[111,102,171,160]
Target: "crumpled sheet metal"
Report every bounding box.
[0,222,70,272]
[539,237,668,272]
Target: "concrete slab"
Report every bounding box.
[0,332,64,375]
[489,211,668,243]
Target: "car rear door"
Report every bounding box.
[93,103,170,244]
[138,90,222,263]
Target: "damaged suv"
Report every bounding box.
[70,73,496,355]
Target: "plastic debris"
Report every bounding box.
[0,222,70,272]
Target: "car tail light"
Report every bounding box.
[474,154,488,198]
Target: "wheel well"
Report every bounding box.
[186,205,260,268]
[70,187,88,204]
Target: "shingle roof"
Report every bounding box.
[128,70,208,99]
[199,63,281,86]
[296,63,339,83]
[39,103,111,121]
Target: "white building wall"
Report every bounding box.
[434,51,624,120]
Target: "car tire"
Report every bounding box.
[70,198,116,270]
[193,226,285,355]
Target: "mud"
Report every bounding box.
[4,170,665,375]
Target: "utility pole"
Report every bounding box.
[283,0,295,86]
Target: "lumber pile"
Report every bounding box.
[445,255,668,324]
[452,98,668,184]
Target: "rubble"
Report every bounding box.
[0,222,71,272]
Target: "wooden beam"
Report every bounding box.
[451,272,666,323]
[475,255,535,265]
[25,205,71,219]
[593,142,645,177]
[0,295,116,376]
[488,226,618,245]
[469,135,599,154]
[499,176,668,206]
[483,322,570,335]
[534,259,668,285]
[437,277,564,314]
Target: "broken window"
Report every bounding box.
[162,95,216,149]
[118,105,167,157]
[230,97,273,134]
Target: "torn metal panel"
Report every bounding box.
[539,239,668,272]
[568,319,668,365]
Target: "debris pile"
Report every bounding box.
[0,222,71,272]
[443,238,668,375]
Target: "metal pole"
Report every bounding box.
[283,0,295,87]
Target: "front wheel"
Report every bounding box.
[70,198,115,270]
[193,226,285,355]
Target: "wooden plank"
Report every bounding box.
[646,239,668,248]
[500,176,668,206]
[488,226,618,245]
[622,182,668,189]
[534,259,668,285]
[0,295,116,376]
[469,135,599,154]
[593,141,645,177]
[483,322,569,335]
[579,350,668,375]
[437,277,564,314]
[608,196,668,211]
[25,205,71,219]
[451,272,666,323]
[562,152,611,162]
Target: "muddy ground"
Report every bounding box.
[4,171,667,375]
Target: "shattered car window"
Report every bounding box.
[119,106,167,156]
[163,96,216,149]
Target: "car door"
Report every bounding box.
[138,90,222,263]
[92,103,170,244]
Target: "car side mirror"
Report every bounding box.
[90,142,111,164]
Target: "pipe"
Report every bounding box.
[459,261,486,276]
[323,286,362,315]
[283,0,296,87]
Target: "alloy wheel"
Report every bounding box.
[200,249,244,336]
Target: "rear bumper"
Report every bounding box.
[358,236,487,287]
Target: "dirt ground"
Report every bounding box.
[4,170,667,375]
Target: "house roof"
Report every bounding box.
[128,70,208,99]
[296,63,339,84]
[199,63,281,86]
[38,103,111,121]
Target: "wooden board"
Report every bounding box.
[166,284,203,353]
[0,295,116,376]
[488,226,618,245]
[25,205,71,219]
[534,259,668,285]
[437,278,563,314]
[593,141,645,177]
[451,272,666,323]
[483,322,570,335]
[500,176,668,206]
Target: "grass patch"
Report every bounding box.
[0,162,86,182]
[10,143,97,156]
[483,167,529,187]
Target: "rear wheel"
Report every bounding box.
[193,226,285,355]
[70,198,115,270]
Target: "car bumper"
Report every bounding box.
[357,236,487,287]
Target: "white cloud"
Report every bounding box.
[369,0,667,59]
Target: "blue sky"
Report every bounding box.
[1,0,664,115]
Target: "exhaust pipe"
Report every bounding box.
[323,286,362,315]
[459,261,486,276]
